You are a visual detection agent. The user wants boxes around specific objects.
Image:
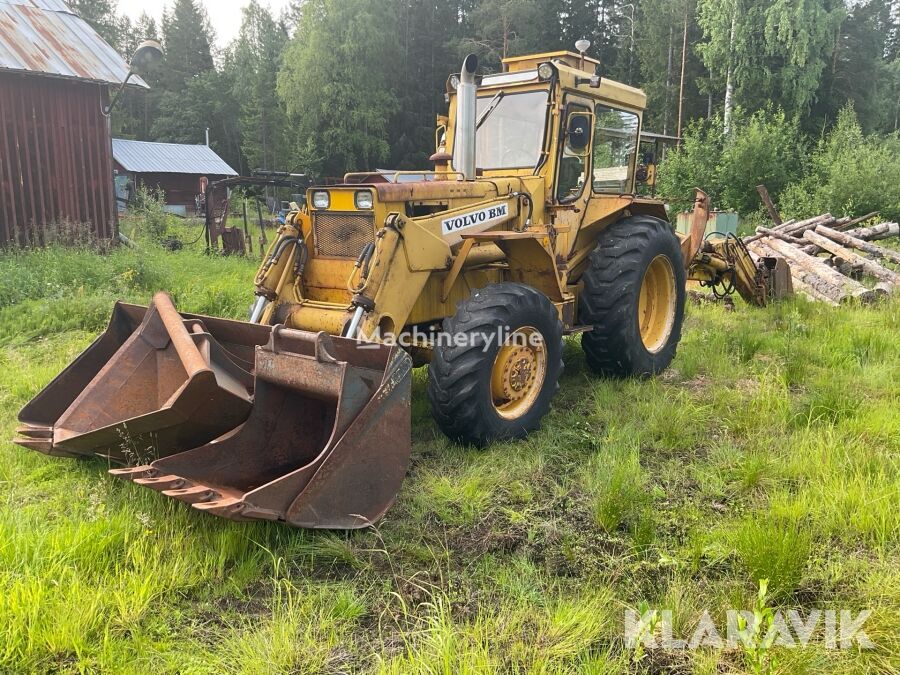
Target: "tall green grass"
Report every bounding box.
[0,242,896,672]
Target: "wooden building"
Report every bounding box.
[112,139,237,216]
[0,0,146,246]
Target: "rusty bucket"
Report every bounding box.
[15,293,272,462]
[111,326,412,529]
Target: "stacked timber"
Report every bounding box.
[743,213,900,304]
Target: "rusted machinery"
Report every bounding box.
[15,46,788,528]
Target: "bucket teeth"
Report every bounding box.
[134,476,187,491]
[12,437,54,454]
[109,465,155,480]
[162,485,219,504]
[14,425,79,457]
[16,424,52,439]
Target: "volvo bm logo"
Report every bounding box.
[441,203,509,240]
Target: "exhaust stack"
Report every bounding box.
[456,54,478,180]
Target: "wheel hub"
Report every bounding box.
[490,327,547,420]
[638,254,677,353]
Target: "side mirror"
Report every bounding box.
[566,114,591,152]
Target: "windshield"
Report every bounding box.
[453,90,549,171]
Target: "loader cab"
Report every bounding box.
[444,50,646,211]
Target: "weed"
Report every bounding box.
[735,579,778,675]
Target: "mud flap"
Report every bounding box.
[111,326,412,529]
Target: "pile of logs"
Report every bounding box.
[743,213,900,305]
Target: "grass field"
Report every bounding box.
[0,227,897,673]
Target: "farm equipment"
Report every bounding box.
[15,47,789,528]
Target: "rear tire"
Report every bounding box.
[579,215,685,377]
[427,283,563,446]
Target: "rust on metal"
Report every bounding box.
[0,71,117,245]
[0,0,146,246]
[15,293,272,460]
[0,0,146,87]
[111,324,413,529]
[16,294,413,529]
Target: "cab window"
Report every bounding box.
[592,107,639,193]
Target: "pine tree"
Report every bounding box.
[277,0,401,177]
[232,1,289,172]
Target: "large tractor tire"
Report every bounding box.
[580,215,685,377]
[427,283,564,446]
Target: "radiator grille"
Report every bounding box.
[312,211,375,258]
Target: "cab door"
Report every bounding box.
[550,97,594,260]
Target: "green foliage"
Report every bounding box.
[735,579,778,675]
[658,108,805,215]
[130,186,172,243]
[780,104,900,220]
[277,0,400,177]
[697,0,844,118]
[655,117,724,212]
[719,108,804,215]
[231,1,289,172]
[733,515,812,600]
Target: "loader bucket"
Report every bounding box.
[111,327,412,529]
[15,293,272,462]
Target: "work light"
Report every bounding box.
[355,190,373,209]
[312,191,330,209]
[537,62,555,81]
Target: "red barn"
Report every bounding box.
[0,0,146,246]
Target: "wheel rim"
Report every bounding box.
[638,254,677,353]
[490,326,547,420]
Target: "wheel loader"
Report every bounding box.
[14,48,790,529]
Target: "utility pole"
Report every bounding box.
[677,11,688,141]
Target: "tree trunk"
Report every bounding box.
[749,241,845,304]
[814,225,900,266]
[843,221,900,242]
[743,214,831,243]
[803,230,900,288]
[723,3,737,135]
[754,226,804,246]
[759,238,876,302]
[664,24,673,135]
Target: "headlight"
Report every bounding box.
[312,190,329,209]
[449,74,460,90]
[354,190,373,209]
[537,62,555,81]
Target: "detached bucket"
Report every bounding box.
[112,327,412,529]
[15,293,272,462]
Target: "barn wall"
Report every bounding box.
[0,71,116,246]
[132,172,231,209]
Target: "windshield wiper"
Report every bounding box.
[476,91,505,130]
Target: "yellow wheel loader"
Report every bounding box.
[14,49,789,529]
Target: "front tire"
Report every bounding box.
[580,215,685,377]
[427,283,564,446]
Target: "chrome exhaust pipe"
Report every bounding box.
[456,54,478,181]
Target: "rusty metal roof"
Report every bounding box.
[112,139,238,176]
[0,0,148,87]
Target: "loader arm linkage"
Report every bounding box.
[684,190,793,306]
